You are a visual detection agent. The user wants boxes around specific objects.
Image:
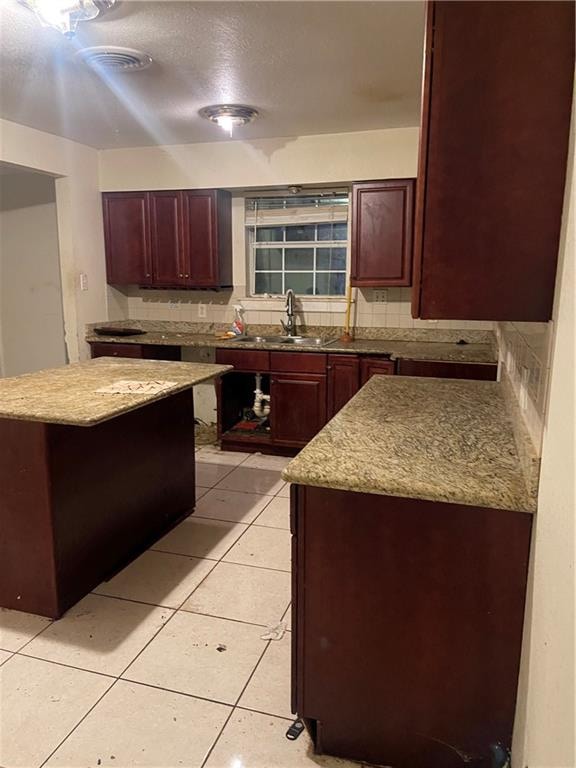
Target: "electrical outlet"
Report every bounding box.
[198,303,207,319]
[373,289,388,303]
[79,273,88,291]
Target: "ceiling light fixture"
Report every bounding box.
[199,104,259,138]
[19,0,117,37]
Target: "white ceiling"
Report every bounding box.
[0,1,425,150]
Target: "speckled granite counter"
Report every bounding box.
[282,375,537,514]
[86,325,496,364]
[0,358,231,427]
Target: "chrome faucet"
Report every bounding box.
[281,289,297,336]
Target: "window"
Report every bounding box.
[246,193,349,296]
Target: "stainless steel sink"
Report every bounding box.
[229,335,327,347]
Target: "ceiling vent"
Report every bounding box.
[77,47,153,73]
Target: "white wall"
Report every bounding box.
[511,93,575,767]
[0,118,106,361]
[99,127,420,191]
[0,172,66,376]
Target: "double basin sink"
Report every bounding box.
[229,335,329,347]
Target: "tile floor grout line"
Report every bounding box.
[199,637,274,768]
[38,677,120,768]
[13,651,118,681]
[177,606,290,631]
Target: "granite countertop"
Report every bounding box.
[282,375,537,514]
[0,358,231,427]
[86,328,497,365]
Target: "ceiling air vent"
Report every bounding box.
[77,47,153,73]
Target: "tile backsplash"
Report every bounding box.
[108,285,494,333]
[495,321,554,453]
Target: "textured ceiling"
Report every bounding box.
[0,1,425,149]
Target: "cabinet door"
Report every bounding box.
[181,190,218,287]
[103,193,152,285]
[327,355,360,419]
[271,373,327,447]
[360,358,395,385]
[413,2,574,321]
[351,180,414,287]
[149,191,186,286]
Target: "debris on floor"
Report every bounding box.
[260,620,287,641]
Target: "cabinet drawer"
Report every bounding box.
[90,343,144,359]
[397,358,498,381]
[270,352,327,374]
[215,349,270,372]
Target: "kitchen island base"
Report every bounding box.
[0,390,196,619]
[291,485,532,768]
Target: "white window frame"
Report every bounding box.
[245,193,350,300]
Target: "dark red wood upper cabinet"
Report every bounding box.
[327,354,361,419]
[181,189,232,288]
[351,180,414,287]
[413,1,575,322]
[149,191,186,287]
[103,192,152,286]
[103,188,232,289]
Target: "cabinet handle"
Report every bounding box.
[179,274,183,278]
[185,274,189,278]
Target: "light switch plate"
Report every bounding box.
[79,272,88,291]
[198,303,207,318]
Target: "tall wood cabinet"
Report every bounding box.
[103,189,232,289]
[413,1,575,321]
[351,180,414,287]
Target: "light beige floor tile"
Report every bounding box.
[255,495,291,530]
[196,446,250,466]
[45,680,231,768]
[152,518,248,560]
[0,649,13,665]
[123,611,266,705]
[93,551,216,608]
[181,562,290,626]
[196,485,210,502]
[24,594,173,676]
[196,461,236,488]
[195,488,271,524]
[239,633,292,718]
[242,453,292,471]
[0,607,52,652]
[223,526,292,572]
[204,709,364,767]
[216,466,286,496]
[278,482,291,497]
[0,654,112,768]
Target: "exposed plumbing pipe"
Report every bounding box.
[253,373,271,418]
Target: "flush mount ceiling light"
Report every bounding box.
[19,0,117,37]
[199,104,259,137]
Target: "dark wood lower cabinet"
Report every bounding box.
[397,358,498,381]
[0,391,196,618]
[360,356,395,384]
[291,485,532,768]
[326,354,360,419]
[270,373,327,447]
[89,342,181,361]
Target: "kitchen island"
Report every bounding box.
[283,375,537,768]
[0,357,231,618]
